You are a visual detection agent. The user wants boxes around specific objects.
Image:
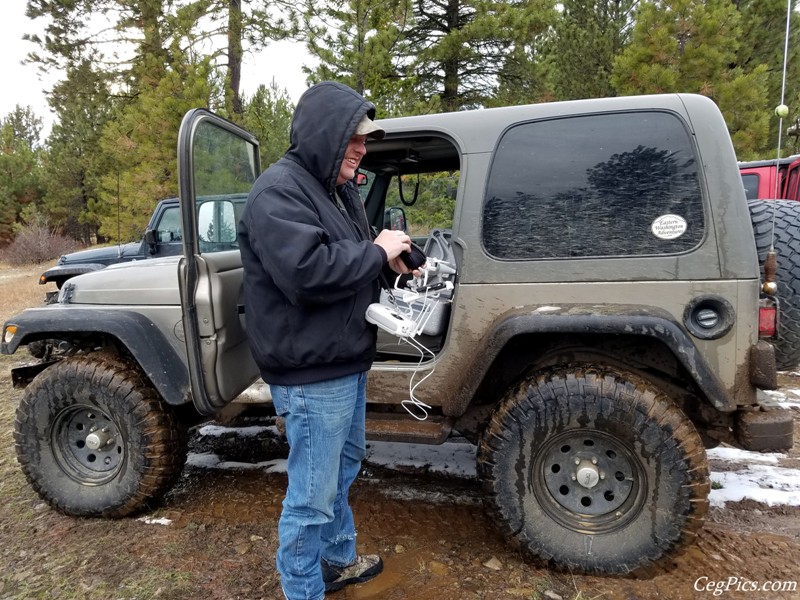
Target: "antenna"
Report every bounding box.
[771,0,793,200]
[117,171,122,258]
[762,0,794,297]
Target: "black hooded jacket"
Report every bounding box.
[238,82,388,385]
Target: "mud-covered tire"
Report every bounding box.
[14,356,187,517]
[749,199,800,370]
[477,368,709,575]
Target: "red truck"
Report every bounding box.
[739,153,800,200]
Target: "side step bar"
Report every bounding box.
[366,413,453,444]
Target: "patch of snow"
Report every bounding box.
[709,465,800,508]
[365,439,477,478]
[139,516,172,525]
[197,424,276,437]
[534,306,561,313]
[707,447,784,464]
[186,452,287,473]
[761,389,800,408]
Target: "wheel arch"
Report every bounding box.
[38,263,107,287]
[4,308,190,407]
[453,309,732,441]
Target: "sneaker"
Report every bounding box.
[321,554,384,592]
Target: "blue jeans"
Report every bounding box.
[270,372,367,600]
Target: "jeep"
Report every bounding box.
[2,93,794,576]
[38,197,185,292]
[739,153,800,201]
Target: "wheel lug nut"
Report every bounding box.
[574,458,581,465]
[591,457,598,465]
[600,472,605,480]
[571,474,577,481]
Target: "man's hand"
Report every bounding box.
[374,229,423,276]
[374,229,411,259]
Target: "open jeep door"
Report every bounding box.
[177,109,262,415]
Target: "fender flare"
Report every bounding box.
[2,308,189,407]
[458,305,735,413]
[39,263,107,285]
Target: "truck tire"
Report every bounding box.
[748,199,800,370]
[14,356,187,517]
[477,368,709,575]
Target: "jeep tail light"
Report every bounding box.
[759,300,778,338]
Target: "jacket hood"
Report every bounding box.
[285,81,376,194]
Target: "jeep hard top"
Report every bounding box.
[2,93,793,576]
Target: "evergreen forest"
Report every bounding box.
[1,0,799,251]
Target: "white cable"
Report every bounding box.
[401,335,436,420]
[381,258,456,420]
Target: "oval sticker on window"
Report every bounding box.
[651,214,687,240]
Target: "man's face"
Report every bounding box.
[337,134,368,185]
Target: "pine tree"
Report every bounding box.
[732,0,800,155]
[40,60,114,243]
[97,54,213,243]
[241,80,295,168]
[551,0,638,101]
[25,0,298,120]
[611,0,770,158]
[303,0,426,116]
[0,108,43,245]
[406,0,554,111]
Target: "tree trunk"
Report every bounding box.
[227,0,243,116]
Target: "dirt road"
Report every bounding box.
[1,362,799,600]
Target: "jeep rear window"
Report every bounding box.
[482,111,704,259]
[741,174,759,199]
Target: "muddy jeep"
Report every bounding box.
[2,94,794,576]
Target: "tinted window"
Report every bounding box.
[741,174,759,199]
[787,169,799,199]
[482,112,704,259]
[156,206,182,242]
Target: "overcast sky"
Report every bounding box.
[0,0,313,138]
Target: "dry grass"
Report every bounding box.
[0,260,55,324]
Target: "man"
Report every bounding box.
[237,81,415,599]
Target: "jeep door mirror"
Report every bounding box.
[384,206,407,232]
[197,200,238,252]
[144,229,158,254]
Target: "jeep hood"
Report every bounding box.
[62,256,181,305]
[58,241,144,265]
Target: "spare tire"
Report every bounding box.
[748,199,800,370]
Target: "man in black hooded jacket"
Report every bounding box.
[238,81,415,599]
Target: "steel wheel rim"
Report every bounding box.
[51,404,125,485]
[532,429,646,534]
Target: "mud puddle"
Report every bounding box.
[156,415,800,600]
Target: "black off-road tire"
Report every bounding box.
[477,368,709,575]
[14,356,188,518]
[749,199,800,370]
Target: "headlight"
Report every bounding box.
[3,325,17,344]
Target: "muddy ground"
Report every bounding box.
[1,356,799,600]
